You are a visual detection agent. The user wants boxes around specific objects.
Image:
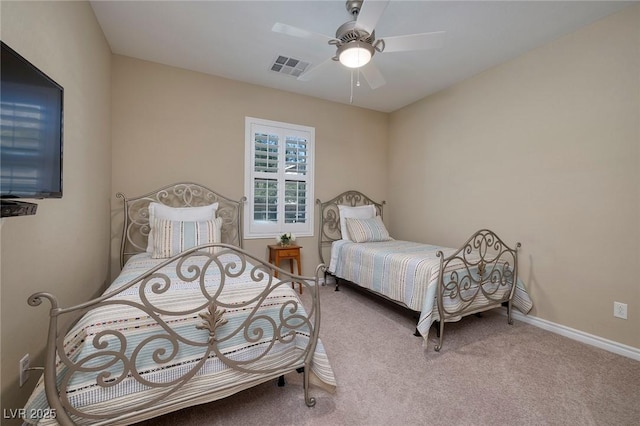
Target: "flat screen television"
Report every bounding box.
[1,41,63,206]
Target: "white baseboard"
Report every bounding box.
[503,308,640,361]
[323,275,336,285]
[304,277,331,286]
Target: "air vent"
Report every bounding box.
[270,55,310,78]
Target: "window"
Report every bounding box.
[244,117,314,239]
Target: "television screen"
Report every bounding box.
[1,41,63,199]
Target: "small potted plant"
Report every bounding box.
[275,232,296,246]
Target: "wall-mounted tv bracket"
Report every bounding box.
[0,200,38,217]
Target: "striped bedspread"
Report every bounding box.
[328,239,533,341]
[24,253,336,425]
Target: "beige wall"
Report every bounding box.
[110,55,389,279]
[389,5,640,348]
[0,0,112,417]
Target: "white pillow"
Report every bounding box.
[338,204,376,241]
[146,202,219,252]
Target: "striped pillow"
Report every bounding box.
[151,217,223,259]
[345,216,391,243]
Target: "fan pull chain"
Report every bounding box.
[350,70,354,104]
[349,69,362,104]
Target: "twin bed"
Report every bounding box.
[317,190,533,351]
[24,183,335,425]
[24,183,532,425]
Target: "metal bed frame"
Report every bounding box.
[317,190,521,351]
[27,182,327,425]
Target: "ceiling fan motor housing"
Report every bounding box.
[332,0,385,59]
[335,20,375,45]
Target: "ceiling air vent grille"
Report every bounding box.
[270,55,309,78]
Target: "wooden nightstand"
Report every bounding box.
[268,244,303,294]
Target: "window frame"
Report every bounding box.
[244,117,315,240]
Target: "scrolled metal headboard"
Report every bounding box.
[316,190,385,265]
[117,182,245,268]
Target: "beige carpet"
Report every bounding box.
[136,282,640,426]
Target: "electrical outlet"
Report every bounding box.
[19,353,30,387]
[613,302,627,320]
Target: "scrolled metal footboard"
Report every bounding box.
[27,244,323,425]
[434,229,520,351]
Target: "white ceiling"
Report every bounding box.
[90,0,633,113]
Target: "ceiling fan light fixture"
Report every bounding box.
[337,41,373,68]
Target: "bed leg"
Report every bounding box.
[434,321,445,352]
[507,300,513,325]
[277,375,286,387]
[303,364,317,407]
[432,320,441,338]
[414,328,421,337]
[335,277,340,291]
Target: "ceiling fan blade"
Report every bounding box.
[297,57,334,82]
[356,0,390,35]
[360,62,386,89]
[272,22,335,45]
[382,31,446,53]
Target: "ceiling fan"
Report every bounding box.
[272,0,445,90]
